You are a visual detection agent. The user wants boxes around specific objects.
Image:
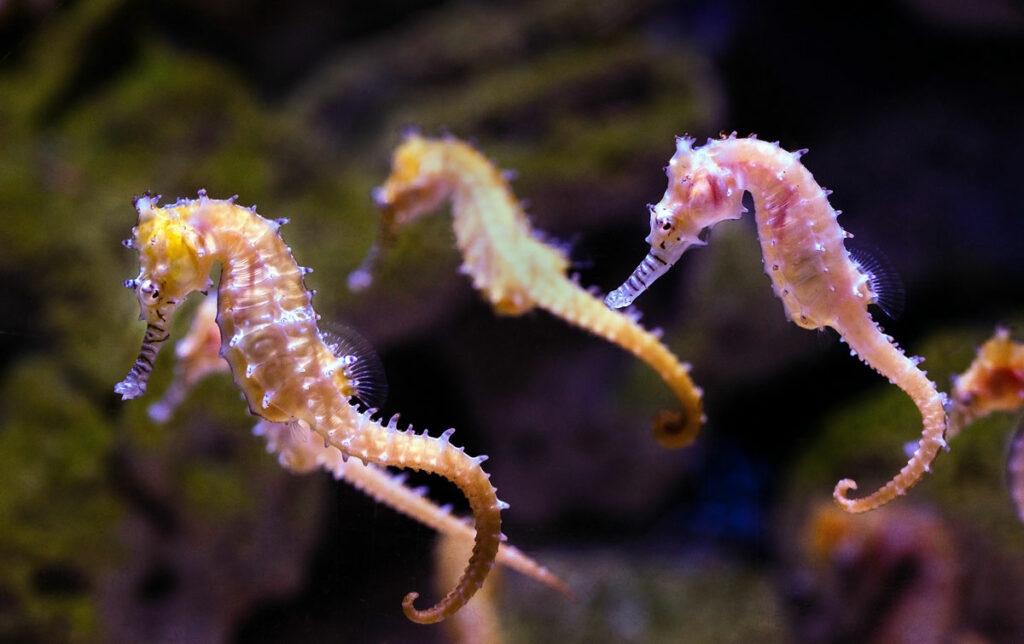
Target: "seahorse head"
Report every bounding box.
[348,134,455,292]
[606,137,742,309]
[372,133,452,230]
[125,194,214,323]
[116,193,215,399]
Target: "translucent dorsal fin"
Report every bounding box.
[848,243,905,320]
[320,322,388,410]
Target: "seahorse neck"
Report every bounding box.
[188,201,330,423]
[432,140,569,313]
[707,138,820,217]
[443,142,533,256]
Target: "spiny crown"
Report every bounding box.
[665,137,733,213]
[130,193,214,303]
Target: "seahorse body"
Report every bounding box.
[115,192,504,623]
[802,503,960,642]
[149,292,569,595]
[349,134,705,448]
[606,134,948,513]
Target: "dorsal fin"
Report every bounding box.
[848,243,905,320]
[320,322,388,410]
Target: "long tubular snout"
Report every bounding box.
[605,248,678,309]
[115,320,171,399]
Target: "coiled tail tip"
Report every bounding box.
[402,591,447,625]
[653,409,704,449]
[832,478,874,513]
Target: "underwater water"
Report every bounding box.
[1,0,1023,641]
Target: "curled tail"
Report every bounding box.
[342,460,569,596]
[537,278,704,448]
[322,409,505,624]
[259,417,570,595]
[832,321,948,513]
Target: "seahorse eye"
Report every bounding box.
[657,215,674,232]
[138,279,160,300]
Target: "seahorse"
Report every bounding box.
[799,503,961,642]
[947,326,1024,522]
[348,133,705,448]
[948,326,1024,437]
[605,134,948,513]
[149,292,569,595]
[115,191,505,623]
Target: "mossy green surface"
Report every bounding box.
[0,358,119,642]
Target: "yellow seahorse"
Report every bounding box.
[948,326,1024,436]
[150,292,569,596]
[116,192,504,623]
[348,133,705,448]
[605,134,948,513]
[947,327,1024,521]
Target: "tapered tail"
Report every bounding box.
[832,321,948,513]
[536,281,705,449]
[115,321,171,400]
[605,249,676,309]
[324,410,504,624]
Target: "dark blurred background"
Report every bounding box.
[1,0,1023,642]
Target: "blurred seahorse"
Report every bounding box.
[948,327,1024,436]
[605,134,947,513]
[794,503,962,643]
[434,532,504,644]
[348,133,705,448]
[947,327,1024,521]
[115,192,505,624]
[150,292,569,596]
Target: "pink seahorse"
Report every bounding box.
[606,134,948,513]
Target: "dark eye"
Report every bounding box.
[661,220,672,231]
[151,289,159,299]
